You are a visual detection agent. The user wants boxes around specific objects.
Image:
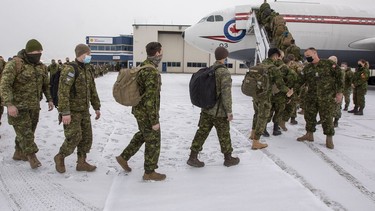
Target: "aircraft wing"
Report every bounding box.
[349,37,375,51]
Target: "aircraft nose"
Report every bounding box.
[181,31,185,39]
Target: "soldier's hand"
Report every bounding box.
[227,113,233,122]
[286,88,294,97]
[152,123,160,131]
[95,110,101,120]
[62,115,71,125]
[7,105,18,117]
[335,93,343,104]
[48,101,54,111]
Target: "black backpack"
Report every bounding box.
[50,63,79,108]
[189,65,224,109]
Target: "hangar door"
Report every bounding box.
[158,32,184,73]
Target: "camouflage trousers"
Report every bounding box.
[335,102,342,119]
[343,88,352,109]
[353,87,367,109]
[120,112,161,172]
[268,93,286,124]
[59,111,93,157]
[304,97,336,136]
[252,98,272,140]
[282,97,297,122]
[8,109,40,154]
[190,111,233,154]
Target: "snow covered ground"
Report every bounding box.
[0,72,374,211]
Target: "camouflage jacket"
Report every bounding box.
[285,44,302,61]
[47,63,60,77]
[0,50,51,109]
[301,59,344,100]
[58,60,100,115]
[202,61,232,117]
[352,67,369,90]
[343,68,354,89]
[264,58,289,94]
[132,59,161,125]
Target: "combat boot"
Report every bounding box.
[326,136,334,149]
[343,105,348,111]
[297,132,314,142]
[354,108,363,115]
[54,153,66,173]
[272,123,282,136]
[262,129,270,137]
[333,118,339,128]
[187,151,205,167]
[13,149,28,161]
[76,155,96,172]
[143,171,166,181]
[290,117,298,125]
[27,153,41,169]
[249,130,255,140]
[348,106,358,113]
[279,121,288,131]
[223,153,240,167]
[116,156,132,172]
[251,139,268,150]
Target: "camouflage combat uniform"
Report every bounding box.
[343,67,354,110]
[352,66,369,112]
[281,62,298,122]
[57,60,101,158]
[119,59,162,173]
[252,58,286,139]
[285,44,302,61]
[0,58,6,122]
[300,60,343,136]
[265,59,289,132]
[190,61,234,154]
[0,50,51,154]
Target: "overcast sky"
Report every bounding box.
[0,0,363,62]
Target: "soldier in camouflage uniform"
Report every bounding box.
[297,48,343,149]
[0,39,54,168]
[53,44,101,173]
[285,39,302,61]
[187,47,240,168]
[115,42,166,181]
[280,55,299,129]
[328,56,344,127]
[341,62,353,111]
[348,59,370,115]
[250,48,293,150]
[0,56,6,129]
[266,50,293,136]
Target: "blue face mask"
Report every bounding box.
[83,55,92,64]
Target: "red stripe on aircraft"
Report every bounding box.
[201,36,237,43]
[282,14,375,25]
[235,12,250,21]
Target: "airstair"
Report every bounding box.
[249,11,270,65]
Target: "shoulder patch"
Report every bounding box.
[67,72,75,78]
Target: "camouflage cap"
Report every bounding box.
[75,44,90,58]
[25,39,43,53]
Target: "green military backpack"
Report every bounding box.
[113,64,155,106]
[241,63,271,99]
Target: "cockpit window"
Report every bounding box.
[207,15,214,22]
[198,17,207,23]
[215,15,223,22]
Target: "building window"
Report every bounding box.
[225,63,233,68]
[187,62,207,68]
[239,64,248,69]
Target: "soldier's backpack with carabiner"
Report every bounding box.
[189,65,225,109]
[241,64,271,99]
[112,64,154,106]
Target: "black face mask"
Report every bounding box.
[358,64,363,68]
[26,53,42,64]
[306,56,314,63]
